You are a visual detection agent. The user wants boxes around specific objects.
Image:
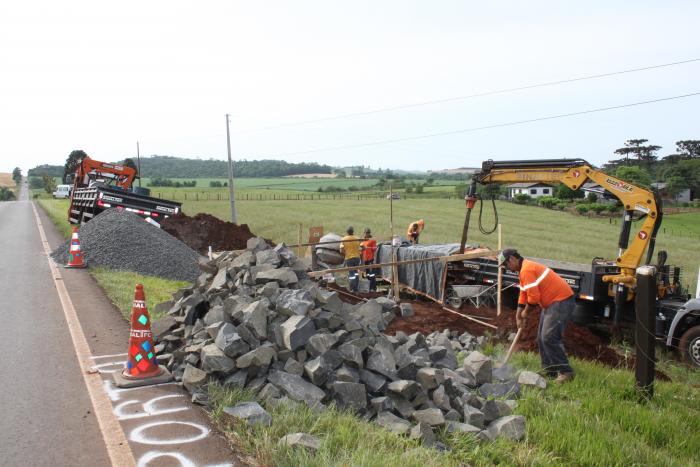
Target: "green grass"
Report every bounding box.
[37,198,72,237]
[89,267,189,320]
[209,351,700,466]
[181,198,700,290]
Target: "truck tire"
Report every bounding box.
[679,325,700,367]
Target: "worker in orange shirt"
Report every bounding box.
[360,228,378,291]
[407,219,425,244]
[499,248,575,384]
[339,226,361,292]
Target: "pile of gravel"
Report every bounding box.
[150,238,541,448]
[51,209,200,282]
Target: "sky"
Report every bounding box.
[1,1,699,174]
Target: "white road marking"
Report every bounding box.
[129,421,210,445]
[31,203,136,466]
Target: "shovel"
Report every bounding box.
[502,327,523,365]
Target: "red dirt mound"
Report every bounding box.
[161,213,257,254]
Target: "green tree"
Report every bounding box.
[0,187,16,201]
[613,139,661,168]
[614,166,652,188]
[675,140,700,158]
[665,176,689,199]
[12,167,21,184]
[555,184,585,200]
[29,177,44,189]
[63,150,88,183]
[123,158,139,178]
[42,174,57,194]
[414,184,424,194]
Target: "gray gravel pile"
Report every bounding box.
[51,209,200,281]
[152,238,540,448]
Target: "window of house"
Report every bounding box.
[530,189,537,195]
[543,188,550,194]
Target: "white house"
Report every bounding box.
[506,182,554,199]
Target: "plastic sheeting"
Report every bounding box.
[376,243,469,303]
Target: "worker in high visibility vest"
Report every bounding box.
[340,226,361,292]
[499,248,575,384]
[407,219,425,244]
[360,228,378,291]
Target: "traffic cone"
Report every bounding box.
[113,284,173,388]
[65,227,87,268]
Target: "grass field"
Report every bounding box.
[37,196,700,289]
[209,350,700,466]
[181,198,700,290]
[0,173,15,187]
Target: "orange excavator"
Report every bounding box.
[67,156,181,225]
[456,159,700,366]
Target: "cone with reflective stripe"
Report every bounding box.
[113,284,172,388]
[65,227,87,268]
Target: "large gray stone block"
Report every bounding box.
[223,401,272,427]
[268,370,326,406]
[280,315,316,351]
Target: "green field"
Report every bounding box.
[180,198,700,290]
[37,196,700,289]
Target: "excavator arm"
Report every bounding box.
[72,156,136,191]
[466,158,662,288]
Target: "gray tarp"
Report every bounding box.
[376,243,467,302]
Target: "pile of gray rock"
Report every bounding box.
[153,237,541,449]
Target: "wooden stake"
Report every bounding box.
[441,307,498,330]
[497,223,503,317]
[297,223,303,258]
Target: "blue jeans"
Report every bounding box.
[345,257,361,292]
[538,296,574,375]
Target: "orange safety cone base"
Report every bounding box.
[113,365,173,389]
[64,259,87,269]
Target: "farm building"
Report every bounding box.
[506,182,554,199]
[650,182,692,203]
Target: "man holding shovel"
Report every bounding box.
[499,248,575,384]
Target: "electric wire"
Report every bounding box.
[235,58,700,134]
[257,92,700,158]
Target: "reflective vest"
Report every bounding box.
[518,259,573,309]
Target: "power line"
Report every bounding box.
[257,92,700,157]
[236,58,700,134]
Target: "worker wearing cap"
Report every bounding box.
[340,226,361,292]
[407,219,425,244]
[499,248,575,384]
[360,228,378,291]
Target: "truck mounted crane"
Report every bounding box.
[456,158,700,367]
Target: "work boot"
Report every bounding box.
[537,369,557,379]
[553,372,574,384]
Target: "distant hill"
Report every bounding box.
[27,164,63,177]
[137,156,332,178]
[28,156,333,179]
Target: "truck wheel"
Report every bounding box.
[679,325,700,367]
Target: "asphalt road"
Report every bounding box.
[0,192,111,465]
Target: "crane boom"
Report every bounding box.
[467,158,662,288]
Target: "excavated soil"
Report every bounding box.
[337,289,670,379]
[161,213,259,254]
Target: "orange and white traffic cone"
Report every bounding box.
[113,284,172,388]
[65,227,87,268]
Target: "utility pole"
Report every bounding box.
[136,141,141,188]
[225,114,238,224]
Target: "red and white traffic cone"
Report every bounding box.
[113,284,172,388]
[65,227,87,268]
